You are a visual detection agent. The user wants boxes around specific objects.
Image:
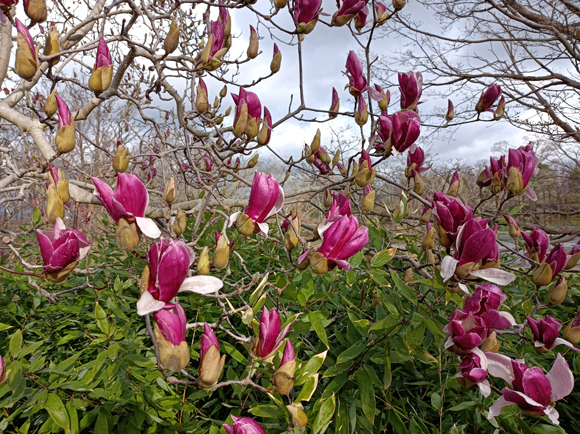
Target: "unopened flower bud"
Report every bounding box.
[378,88,390,112]
[43,26,61,67]
[55,96,75,153]
[116,217,141,251]
[233,103,248,138]
[549,276,567,305]
[213,232,230,269]
[164,176,177,206]
[46,185,64,223]
[247,26,259,59]
[198,338,226,387]
[173,209,187,236]
[113,143,130,173]
[332,150,341,168]
[220,85,227,98]
[392,0,406,10]
[503,214,520,239]
[274,0,287,9]
[311,129,321,153]
[563,316,580,345]
[476,170,488,188]
[24,0,47,23]
[533,262,553,287]
[287,404,308,429]
[196,78,209,113]
[422,223,435,250]
[15,19,38,81]
[273,340,295,395]
[413,172,424,196]
[270,44,281,73]
[154,323,190,372]
[310,251,328,274]
[283,217,300,250]
[164,19,180,54]
[506,166,524,196]
[566,252,580,270]
[44,90,58,117]
[362,189,375,212]
[490,172,503,195]
[481,331,500,353]
[198,246,210,275]
[88,38,113,94]
[247,154,259,168]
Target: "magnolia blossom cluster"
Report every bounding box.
[444,285,576,424]
[477,144,540,200]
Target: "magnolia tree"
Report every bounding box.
[0,0,580,432]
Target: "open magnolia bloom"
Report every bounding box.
[527,316,580,353]
[229,172,284,237]
[223,416,266,434]
[136,239,223,316]
[37,217,90,283]
[440,219,516,290]
[486,352,574,425]
[92,173,161,239]
[457,348,491,397]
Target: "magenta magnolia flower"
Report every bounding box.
[136,238,223,316]
[544,244,567,280]
[475,84,502,113]
[479,155,506,192]
[345,51,366,95]
[326,192,351,219]
[463,284,507,316]
[232,87,262,125]
[444,309,516,354]
[313,146,331,174]
[441,219,515,287]
[376,111,421,154]
[521,228,550,263]
[95,37,112,69]
[329,87,340,117]
[293,0,322,34]
[486,353,574,424]
[354,4,368,29]
[333,0,367,26]
[205,20,226,64]
[405,146,429,178]
[55,95,72,129]
[92,172,161,239]
[432,192,473,240]
[446,99,454,121]
[37,217,90,274]
[154,302,187,346]
[398,71,423,111]
[201,323,220,357]
[458,348,490,397]
[253,307,290,359]
[300,215,369,272]
[224,416,266,434]
[506,145,539,200]
[229,172,284,236]
[280,339,295,367]
[527,316,579,353]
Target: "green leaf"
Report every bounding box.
[0,323,12,332]
[310,312,329,347]
[383,342,392,390]
[44,393,70,431]
[296,374,319,402]
[9,330,22,358]
[431,392,442,410]
[369,316,399,332]
[370,248,397,268]
[68,403,79,434]
[349,251,363,269]
[295,351,327,386]
[355,370,375,424]
[18,340,45,358]
[449,401,476,411]
[249,405,286,418]
[390,270,417,305]
[32,207,42,225]
[346,271,357,286]
[311,394,336,434]
[94,303,110,336]
[94,408,109,434]
[369,270,389,286]
[336,341,366,364]
[387,410,409,434]
[222,342,247,364]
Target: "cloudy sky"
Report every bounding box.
[202,0,530,168]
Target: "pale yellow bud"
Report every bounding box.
[173,209,187,236]
[197,246,210,275]
[55,119,76,153]
[311,129,321,153]
[286,404,308,429]
[247,27,259,59]
[154,324,190,372]
[549,277,567,305]
[164,176,177,206]
[43,26,61,67]
[113,144,130,173]
[247,154,259,168]
[24,0,47,23]
[164,20,180,54]
[362,190,375,212]
[332,150,340,168]
[44,90,58,117]
[213,233,230,269]
[116,218,141,251]
[533,262,553,287]
[46,185,64,223]
[198,345,226,387]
